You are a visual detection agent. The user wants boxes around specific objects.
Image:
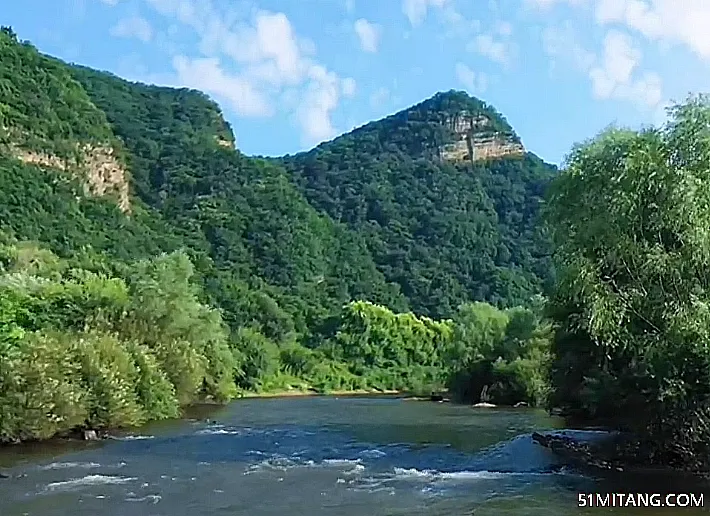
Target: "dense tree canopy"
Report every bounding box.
[546,95,710,470]
[280,93,555,317]
[0,28,555,442]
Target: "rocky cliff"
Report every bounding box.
[439,111,525,162]
[0,27,131,213]
[7,143,131,212]
[280,90,556,316]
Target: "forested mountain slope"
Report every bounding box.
[0,27,555,441]
[69,64,407,336]
[280,91,556,317]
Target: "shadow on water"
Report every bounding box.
[0,403,228,469]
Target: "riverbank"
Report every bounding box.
[0,388,414,447]
[237,388,404,399]
[531,428,710,480]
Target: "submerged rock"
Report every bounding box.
[531,431,620,471]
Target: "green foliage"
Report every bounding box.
[0,331,86,442]
[0,245,240,441]
[74,332,145,428]
[280,109,555,317]
[0,27,115,156]
[546,95,710,470]
[124,341,179,420]
[445,301,552,405]
[231,327,281,391]
[316,300,550,404]
[0,29,556,442]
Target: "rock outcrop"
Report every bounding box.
[215,137,234,149]
[8,143,130,213]
[439,112,524,163]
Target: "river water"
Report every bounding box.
[0,396,708,515]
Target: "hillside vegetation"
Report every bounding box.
[0,27,553,442]
[280,92,555,317]
[4,26,710,475]
[546,96,710,472]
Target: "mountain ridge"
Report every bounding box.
[288,89,526,164]
[1,26,554,322]
[0,27,556,442]
[279,92,555,317]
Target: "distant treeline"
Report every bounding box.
[0,239,551,442]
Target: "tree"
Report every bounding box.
[546,95,710,470]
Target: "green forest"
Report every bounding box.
[3,26,710,473]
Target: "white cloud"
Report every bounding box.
[529,0,710,62]
[524,0,588,9]
[141,1,352,146]
[539,17,662,109]
[297,65,342,145]
[110,16,153,42]
[455,63,488,93]
[172,56,272,117]
[354,18,381,53]
[341,77,357,97]
[402,0,449,27]
[594,0,710,61]
[369,87,391,108]
[542,23,596,71]
[497,21,513,36]
[589,31,639,96]
[468,33,512,66]
[588,30,662,107]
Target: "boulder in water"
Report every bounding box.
[472,402,496,408]
[83,430,99,441]
[513,401,528,408]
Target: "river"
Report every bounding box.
[0,396,708,515]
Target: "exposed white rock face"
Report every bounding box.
[439,111,524,163]
[8,143,131,213]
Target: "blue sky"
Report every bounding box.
[4,0,709,164]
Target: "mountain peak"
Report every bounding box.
[399,90,524,163]
[408,90,515,132]
[322,90,524,164]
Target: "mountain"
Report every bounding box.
[0,27,555,441]
[0,27,405,339]
[0,26,555,327]
[280,91,556,317]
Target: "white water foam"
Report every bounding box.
[391,467,572,482]
[344,464,366,475]
[439,470,508,480]
[39,462,101,470]
[116,434,154,441]
[245,456,367,476]
[359,449,387,459]
[43,475,136,492]
[126,494,162,504]
[195,428,242,436]
[245,457,298,474]
[322,458,363,466]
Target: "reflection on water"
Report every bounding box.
[0,396,708,515]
